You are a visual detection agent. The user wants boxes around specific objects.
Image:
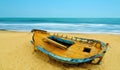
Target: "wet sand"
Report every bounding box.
[0,30,120,70]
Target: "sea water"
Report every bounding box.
[0,18,120,34]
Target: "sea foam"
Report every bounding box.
[0,22,120,34]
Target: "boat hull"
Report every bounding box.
[32,42,107,64]
[31,29,108,64]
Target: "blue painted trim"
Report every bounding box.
[48,36,74,44]
[33,37,108,64]
[36,46,100,64]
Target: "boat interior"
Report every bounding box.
[32,30,103,59]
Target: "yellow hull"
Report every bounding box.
[31,29,108,64]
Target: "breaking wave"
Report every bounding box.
[0,23,120,34]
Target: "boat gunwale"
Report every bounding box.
[33,38,108,64]
[31,29,108,64]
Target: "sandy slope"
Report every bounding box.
[0,31,120,70]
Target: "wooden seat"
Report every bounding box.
[43,38,68,49]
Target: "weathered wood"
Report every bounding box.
[31,29,108,64]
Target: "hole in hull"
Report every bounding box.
[83,48,91,53]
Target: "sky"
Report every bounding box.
[0,0,120,18]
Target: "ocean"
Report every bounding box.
[0,18,120,34]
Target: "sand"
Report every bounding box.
[0,30,120,70]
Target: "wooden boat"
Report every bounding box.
[31,29,108,64]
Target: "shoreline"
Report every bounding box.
[0,22,120,34]
[0,29,120,35]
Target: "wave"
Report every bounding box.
[0,23,120,34]
[0,22,119,26]
[0,23,120,28]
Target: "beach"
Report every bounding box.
[0,30,120,70]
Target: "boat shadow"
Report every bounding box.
[33,50,101,70]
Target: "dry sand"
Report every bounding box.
[0,30,120,70]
